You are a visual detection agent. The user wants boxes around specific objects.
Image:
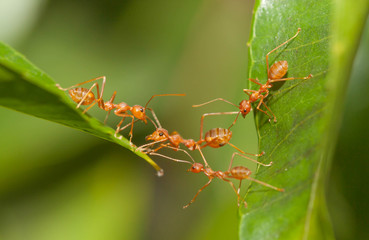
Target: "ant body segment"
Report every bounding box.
[183,152,282,208]
[193,28,313,128]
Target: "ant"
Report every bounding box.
[183,152,282,209]
[192,28,313,129]
[137,127,210,167]
[56,76,185,144]
[138,126,264,167]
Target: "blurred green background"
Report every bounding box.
[0,0,256,239]
[0,0,368,240]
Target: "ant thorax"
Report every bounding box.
[114,102,130,114]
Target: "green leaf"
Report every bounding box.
[0,42,163,175]
[239,0,366,239]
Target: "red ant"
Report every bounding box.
[56,76,185,144]
[183,152,282,208]
[192,28,313,128]
[137,127,210,167]
[138,127,264,167]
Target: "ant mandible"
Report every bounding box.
[192,28,313,129]
[56,76,185,144]
[183,152,282,208]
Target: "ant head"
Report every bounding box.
[239,100,251,118]
[187,163,204,173]
[145,128,169,141]
[131,105,147,123]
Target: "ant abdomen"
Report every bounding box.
[230,166,252,179]
[204,128,232,148]
[269,60,288,80]
[69,88,95,105]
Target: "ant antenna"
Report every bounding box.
[145,115,158,129]
[136,139,168,152]
[146,107,162,128]
[164,145,196,163]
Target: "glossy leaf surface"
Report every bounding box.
[241,0,332,239]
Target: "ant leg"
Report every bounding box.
[146,108,162,128]
[237,180,247,208]
[128,117,136,144]
[83,85,116,114]
[95,76,106,109]
[118,119,140,133]
[226,142,266,158]
[243,89,258,96]
[255,97,275,122]
[269,74,313,83]
[149,143,171,153]
[192,98,239,108]
[246,176,285,192]
[164,145,196,163]
[248,78,263,86]
[244,91,251,97]
[195,144,209,167]
[266,28,301,75]
[183,178,213,209]
[149,152,192,165]
[228,112,241,130]
[104,111,112,124]
[145,115,158,129]
[199,112,239,140]
[226,142,265,158]
[56,76,106,91]
[76,82,98,109]
[228,153,271,171]
[222,178,245,207]
[136,139,168,152]
[114,114,134,140]
[104,91,117,124]
[225,141,247,155]
[261,101,277,123]
[82,100,98,114]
